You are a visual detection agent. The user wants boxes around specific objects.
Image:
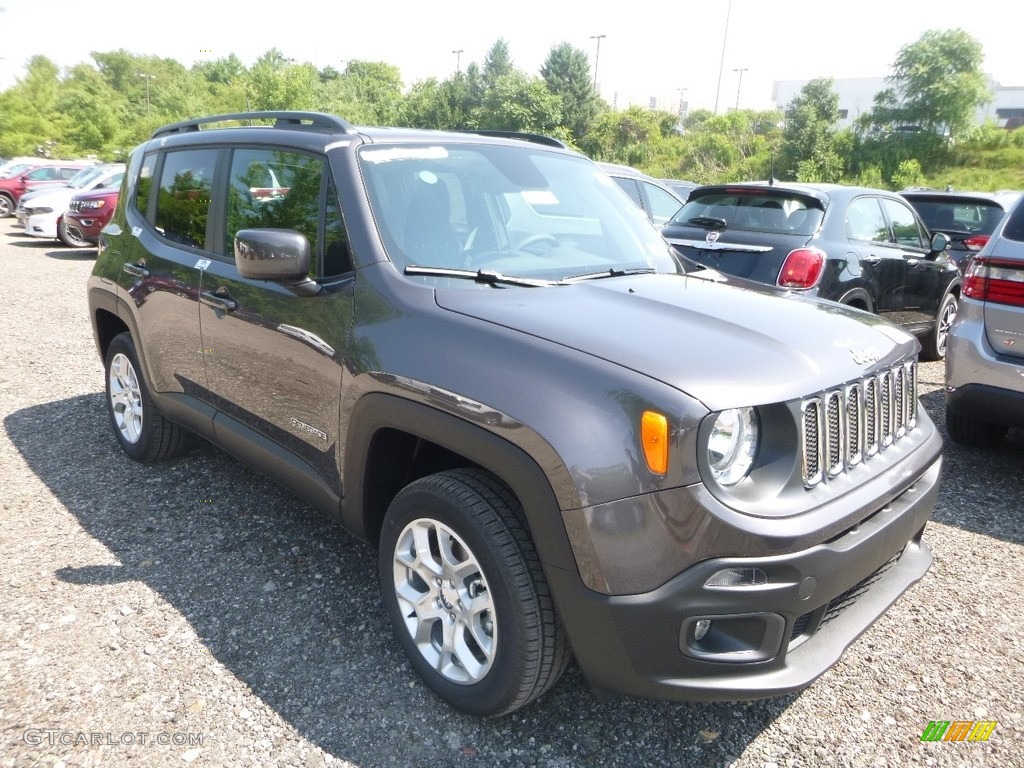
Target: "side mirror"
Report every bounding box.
[234,228,311,281]
[930,231,951,252]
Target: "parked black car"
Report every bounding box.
[900,188,1020,270]
[663,182,961,359]
[87,113,942,716]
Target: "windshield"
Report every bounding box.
[68,166,106,189]
[670,190,825,237]
[358,143,678,284]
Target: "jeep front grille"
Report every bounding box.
[800,360,917,487]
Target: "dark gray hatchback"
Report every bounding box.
[88,112,943,716]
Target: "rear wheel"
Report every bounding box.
[921,292,958,361]
[104,333,189,462]
[379,468,569,716]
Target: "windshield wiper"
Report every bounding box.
[560,267,656,283]
[404,265,556,287]
[684,216,728,229]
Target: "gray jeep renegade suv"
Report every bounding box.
[88,112,943,716]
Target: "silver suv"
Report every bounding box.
[945,196,1024,445]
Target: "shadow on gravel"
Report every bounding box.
[919,390,1023,546]
[5,395,791,767]
[45,248,97,260]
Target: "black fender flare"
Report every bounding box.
[343,392,579,573]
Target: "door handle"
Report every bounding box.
[122,262,150,278]
[861,256,881,264]
[200,290,238,312]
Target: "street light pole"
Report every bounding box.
[733,67,748,110]
[714,0,732,114]
[451,49,464,73]
[589,34,606,92]
[137,73,155,117]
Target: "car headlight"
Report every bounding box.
[707,407,759,485]
[82,199,106,209]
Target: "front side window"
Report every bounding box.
[27,167,58,181]
[153,150,218,250]
[226,148,328,276]
[881,198,925,249]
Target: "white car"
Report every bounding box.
[20,164,125,246]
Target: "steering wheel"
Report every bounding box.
[514,234,558,254]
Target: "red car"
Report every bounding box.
[64,187,120,245]
[0,162,94,217]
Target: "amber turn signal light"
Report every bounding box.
[641,410,669,475]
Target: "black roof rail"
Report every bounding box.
[456,129,569,149]
[151,111,355,139]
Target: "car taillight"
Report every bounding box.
[778,247,825,289]
[962,256,1024,307]
[963,235,989,251]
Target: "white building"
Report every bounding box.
[772,76,1024,130]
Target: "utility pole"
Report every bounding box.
[451,49,464,74]
[714,0,732,114]
[733,67,748,110]
[589,34,606,92]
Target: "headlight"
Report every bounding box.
[82,199,106,209]
[707,407,759,485]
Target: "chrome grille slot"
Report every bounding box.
[801,398,823,487]
[800,360,918,488]
[845,383,863,467]
[825,391,844,477]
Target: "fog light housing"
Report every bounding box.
[694,619,712,641]
[705,567,768,588]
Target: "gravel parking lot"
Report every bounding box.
[1,224,1022,768]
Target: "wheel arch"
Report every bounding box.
[835,286,874,312]
[343,392,579,574]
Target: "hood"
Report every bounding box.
[21,187,77,207]
[435,272,918,411]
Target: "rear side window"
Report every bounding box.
[59,167,82,180]
[639,180,684,225]
[846,197,889,243]
[1003,201,1024,243]
[671,191,823,235]
[154,149,218,250]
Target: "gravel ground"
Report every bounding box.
[1,224,1022,768]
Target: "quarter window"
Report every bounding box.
[153,150,218,250]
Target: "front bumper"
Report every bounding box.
[64,213,103,242]
[25,211,59,239]
[547,453,941,702]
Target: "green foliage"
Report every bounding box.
[0,34,1015,193]
[891,159,926,189]
[540,42,604,144]
[778,78,848,182]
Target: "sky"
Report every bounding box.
[1,0,1021,114]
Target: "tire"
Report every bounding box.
[379,468,569,716]
[946,408,1008,448]
[104,332,189,462]
[58,216,91,248]
[921,292,958,361]
[0,194,13,218]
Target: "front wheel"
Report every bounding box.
[379,468,569,716]
[58,216,91,247]
[921,292,958,361]
[0,194,13,218]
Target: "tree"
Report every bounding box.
[778,78,847,182]
[482,39,514,87]
[475,71,561,134]
[540,42,603,144]
[866,29,990,139]
[245,49,321,112]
